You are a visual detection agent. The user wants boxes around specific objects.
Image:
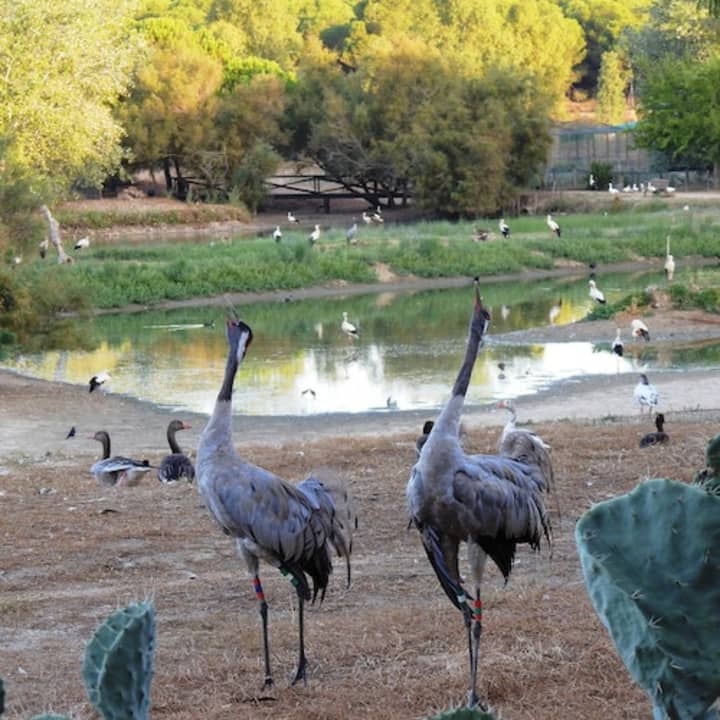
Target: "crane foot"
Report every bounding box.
[262,675,274,690]
[290,655,308,687]
[466,691,488,711]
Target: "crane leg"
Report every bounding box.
[253,575,274,689]
[290,595,308,686]
[468,594,485,709]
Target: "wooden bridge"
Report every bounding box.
[264,173,407,213]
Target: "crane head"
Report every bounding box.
[226,318,253,361]
[472,277,490,327]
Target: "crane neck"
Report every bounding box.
[98,432,110,459]
[435,305,487,434]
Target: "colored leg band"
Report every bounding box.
[473,599,482,619]
[253,577,265,601]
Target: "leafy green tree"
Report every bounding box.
[559,0,651,95]
[633,55,720,180]
[118,43,223,193]
[0,0,141,192]
[597,50,629,123]
[290,42,552,215]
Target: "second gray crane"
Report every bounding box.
[407,280,553,709]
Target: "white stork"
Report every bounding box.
[631,319,650,342]
[588,279,606,304]
[546,214,561,238]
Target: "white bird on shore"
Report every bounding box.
[272,225,282,242]
[74,236,90,250]
[588,279,606,304]
[499,218,510,238]
[89,371,111,393]
[631,318,650,342]
[362,211,373,225]
[546,214,561,238]
[633,373,659,414]
[664,236,675,280]
[608,182,620,195]
[308,224,320,245]
[612,328,624,357]
[341,311,358,339]
[287,211,299,224]
[371,206,384,224]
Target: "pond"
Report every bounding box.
[4,265,720,416]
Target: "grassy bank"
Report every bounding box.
[12,205,720,310]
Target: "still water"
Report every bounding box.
[4,266,720,416]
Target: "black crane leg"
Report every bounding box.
[291,595,308,686]
[254,575,274,689]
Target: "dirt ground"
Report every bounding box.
[1,309,719,720]
[3,195,720,718]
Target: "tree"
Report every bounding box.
[597,50,629,123]
[290,42,552,215]
[0,0,141,192]
[633,55,720,181]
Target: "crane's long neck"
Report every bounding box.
[435,308,486,435]
[202,347,239,451]
[167,426,182,454]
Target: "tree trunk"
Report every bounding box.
[163,158,173,192]
[714,161,720,189]
[40,205,74,264]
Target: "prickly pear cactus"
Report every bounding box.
[694,434,720,494]
[576,479,720,720]
[427,709,496,720]
[82,601,156,720]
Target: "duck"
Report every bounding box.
[639,413,669,447]
[157,420,195,483]
[90,431,152,486]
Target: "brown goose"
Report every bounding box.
[157,420,195,483]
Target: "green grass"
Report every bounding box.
[13,205,720,310]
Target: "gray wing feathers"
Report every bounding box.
[209,464,355,580]
[454,456,550,545]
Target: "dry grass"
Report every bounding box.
[1,414,715,720]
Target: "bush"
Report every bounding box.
[590,161,614,191]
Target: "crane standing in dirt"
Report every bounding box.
[196,316,355,689]
[407,279,553,708]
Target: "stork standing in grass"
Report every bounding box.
[272,226,282,242]
[664,236,675,280]
[308,224,320,245]
[498,218,510,239]
[406,280,552,708]
[588,279,606,304]
[196,317,355,688]
[546,214,561,238]
[74,236,90,250]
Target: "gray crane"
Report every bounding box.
[406,281,552,709]
[157,419,195,483]
[196,318,355,689]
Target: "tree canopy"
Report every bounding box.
[0,0,142,192]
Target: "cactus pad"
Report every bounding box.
[576,479,720,719]
[82,601,156,720]
[694,434,720,494]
